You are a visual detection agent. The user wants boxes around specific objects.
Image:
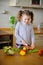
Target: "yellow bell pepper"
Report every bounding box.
[19,50,26,56]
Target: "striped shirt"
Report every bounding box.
[14,22,35,45]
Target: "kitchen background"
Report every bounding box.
[0,0,43,28]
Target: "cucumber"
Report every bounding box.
[29,49,38,53]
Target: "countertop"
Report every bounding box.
[0,30,13,35]
[34,28,43,34]
[0,28,43,34]
[0,49,43,65]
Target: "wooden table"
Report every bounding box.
[0,49,43,65]
[34,28,43,34]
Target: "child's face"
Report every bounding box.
[21,14,31,24]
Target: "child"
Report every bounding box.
[15,10,35,49]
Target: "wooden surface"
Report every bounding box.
[0,28,43,34]
[0,49,43,65]
[0,30,13,35]
[34,28,43,34]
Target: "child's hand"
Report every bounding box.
[31,44,35,49]
[22,40,27,46]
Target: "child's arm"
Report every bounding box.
[15,22,23,41]
[15,22,27,46]
[30,26,35,49]
[21,40,27,46]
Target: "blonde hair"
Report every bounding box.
[17,10,23,21]
[17,10,34,23]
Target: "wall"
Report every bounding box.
[0,0,43,28]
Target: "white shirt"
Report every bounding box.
[15,22,35,45]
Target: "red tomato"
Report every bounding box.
[38,50,42,55]
[23,50,26,52]
[41,50,43,52]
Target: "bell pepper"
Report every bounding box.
[19,50,26,56]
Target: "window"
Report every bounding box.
[31,0,41,6]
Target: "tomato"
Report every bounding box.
[38,50,42,56]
